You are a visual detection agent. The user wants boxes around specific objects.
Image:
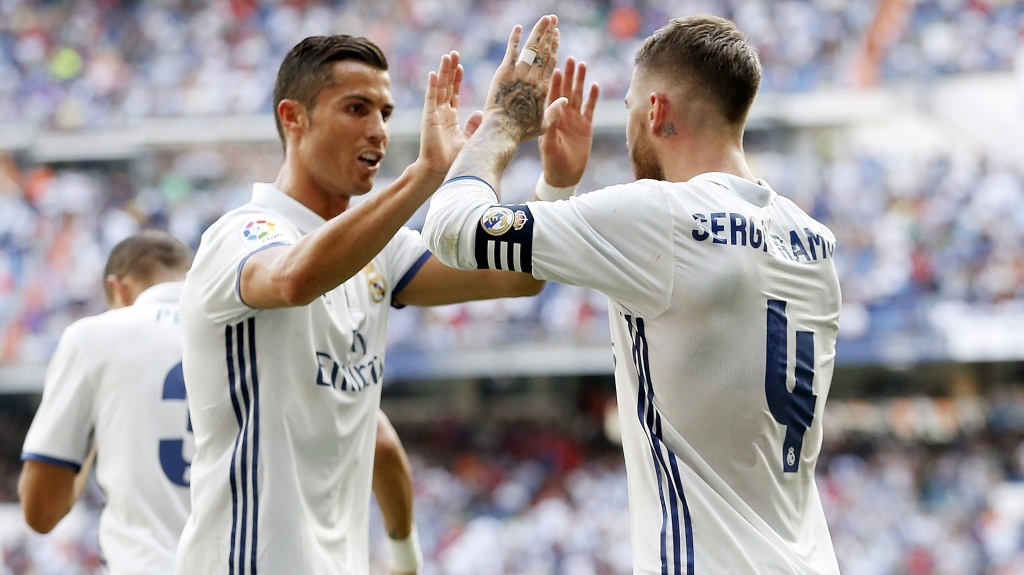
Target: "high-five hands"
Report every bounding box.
[539,57,600,187]
[420,51,484,176]
[483,14,566,142]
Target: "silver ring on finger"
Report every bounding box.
[517,48,538,65]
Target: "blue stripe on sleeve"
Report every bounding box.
[21,452,82,473]
[235,242,290,309]
[391,251,432,309]
[440,175,496,193]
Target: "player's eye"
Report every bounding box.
[347,103,367,115]
[382,110,393,122]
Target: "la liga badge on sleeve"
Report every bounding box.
[240,219,285,245]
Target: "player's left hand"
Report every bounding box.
[419,51,484,177]
[538,56,600,187]
[482,14,565,142]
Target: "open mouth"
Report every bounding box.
[358,151,382,169]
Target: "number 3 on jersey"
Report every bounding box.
[765,300,817,473]
[159,362,192,487]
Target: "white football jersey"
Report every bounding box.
[22,282,191,575]
[176,183,429,575]
[424,172,842,574]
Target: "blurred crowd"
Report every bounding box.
[4,131,1024,363]
[1,0,1022,129]
[8,391,1024,574]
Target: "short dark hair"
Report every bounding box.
[104,230,192,301]
[635,15,761,125]
[273,35,389,147]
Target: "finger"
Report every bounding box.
[452,63,464,110]
[463,110,484,138]
[445,51,460,104]
[541,96,568,134]
[561,57,576,108]
[546,68,563,106]
[503,25,523,68]
[571,60,586,111]
[517,15,553,71]
[583,82,600,122]
[423,71,438,114]
[531,23,557,80]
[541,28,560,85]
[434,52,450,106]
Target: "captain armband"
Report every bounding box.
[474,204,535,273]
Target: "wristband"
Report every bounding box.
[534,174,578,201]
[387,527,423,573]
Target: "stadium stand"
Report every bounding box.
[1,0,1022,128]
[2,138,1024,369]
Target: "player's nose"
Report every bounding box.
[366,112,388,145]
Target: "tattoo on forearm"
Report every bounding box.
[664,122,677,138]
[447,130,517,195]
[493,81,545,138]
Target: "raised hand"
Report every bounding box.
[419,51,484,176]
[538,57,600,187]
[482,14,562,141]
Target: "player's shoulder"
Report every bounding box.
[570,179,674,216]
[772,194,837,243]
[202,201,289,245]
[190,201,295,275]
[58,306,145,350]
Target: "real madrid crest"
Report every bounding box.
[362,263,387,303]
[481,206,515,236]
[481,206,529,236]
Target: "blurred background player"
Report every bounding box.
[425,14,841,574]
[175,33,549,575]
[19,230,193,574]
[17,230,422,575]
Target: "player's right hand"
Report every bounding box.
[538,56,600,188]
[418,50,484,178]
[482,14,563,142]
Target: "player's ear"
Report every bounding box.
[105,275,131,310]
[648,92,666,137]
[277,99,308,141]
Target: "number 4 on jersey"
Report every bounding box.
[764,300,817,473]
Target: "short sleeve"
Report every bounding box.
[21,325,96,471]
[384,227,431,307]
[188,212,299,323]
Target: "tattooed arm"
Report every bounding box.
[445,14,563,198]
[422,15,568,270]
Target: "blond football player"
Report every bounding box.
[425,15,842,575]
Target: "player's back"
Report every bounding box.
[609,173,841,574]
[424,169,841,574]
[22,282,191,574]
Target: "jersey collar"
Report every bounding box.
[251,183,327,235]
[134,282,183,305]
[688,172,776,208]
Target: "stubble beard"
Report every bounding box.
[629,129,665,181]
